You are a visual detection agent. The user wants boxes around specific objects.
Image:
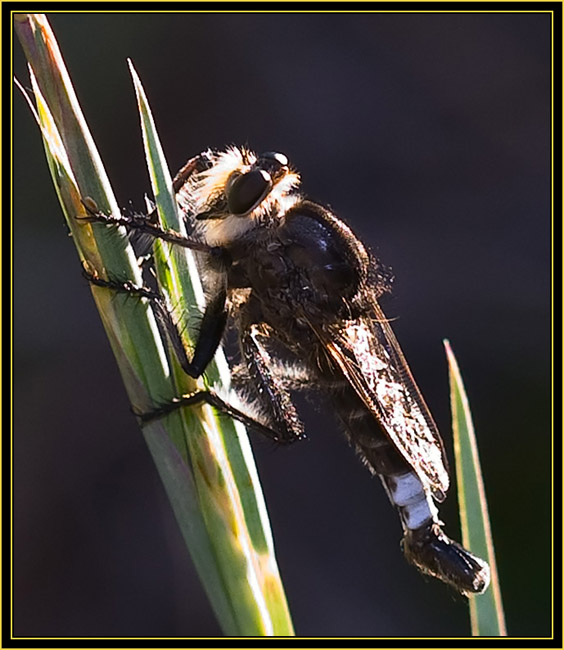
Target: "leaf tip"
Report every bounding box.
[443,338,460,376]
[127,58,140,85]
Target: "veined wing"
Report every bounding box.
[317,302,449,502]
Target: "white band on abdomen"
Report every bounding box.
[385,472,439,530]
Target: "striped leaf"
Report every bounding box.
[444,339,506,636]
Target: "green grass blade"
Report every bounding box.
[15,12,236,633]
[128,60,294,635]
[444,339,506,636]
[17,68,250,634]
[15,13,166,408]
[15,13,293,636]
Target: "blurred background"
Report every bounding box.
[13,12,552,638]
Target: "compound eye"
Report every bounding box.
[257,152,289,177]
[260,152,288,167]
[227,169,272,215]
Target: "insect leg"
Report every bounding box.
[237,324,306,443]
[78,203,214,255]
[231,360,312,393]
[83,268,299,443]
[82,267,226,379]
[79,152,215,248]
[137,389,298,444]
[171,152,212,193]
[183,278,228,378]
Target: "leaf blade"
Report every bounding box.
[129,61,294,635]
[444,339,507,636]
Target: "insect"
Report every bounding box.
[81,146,490,595]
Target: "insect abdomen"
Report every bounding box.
[402,523,490,595]
[383,472,439,530]
[333,388,439,529]
[328,381,490,594]
[385,472,490,593]
[329,381,412,477]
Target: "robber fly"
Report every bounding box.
[81,146,490,595]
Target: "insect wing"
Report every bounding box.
[320,305,449,502]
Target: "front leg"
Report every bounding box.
[78,152,215,252]
[78,200,214,254]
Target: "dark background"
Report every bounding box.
[13,11,552,638]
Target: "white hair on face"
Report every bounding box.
[193,146,255,214]
[257,169,301,216]
[180,146,302,247]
